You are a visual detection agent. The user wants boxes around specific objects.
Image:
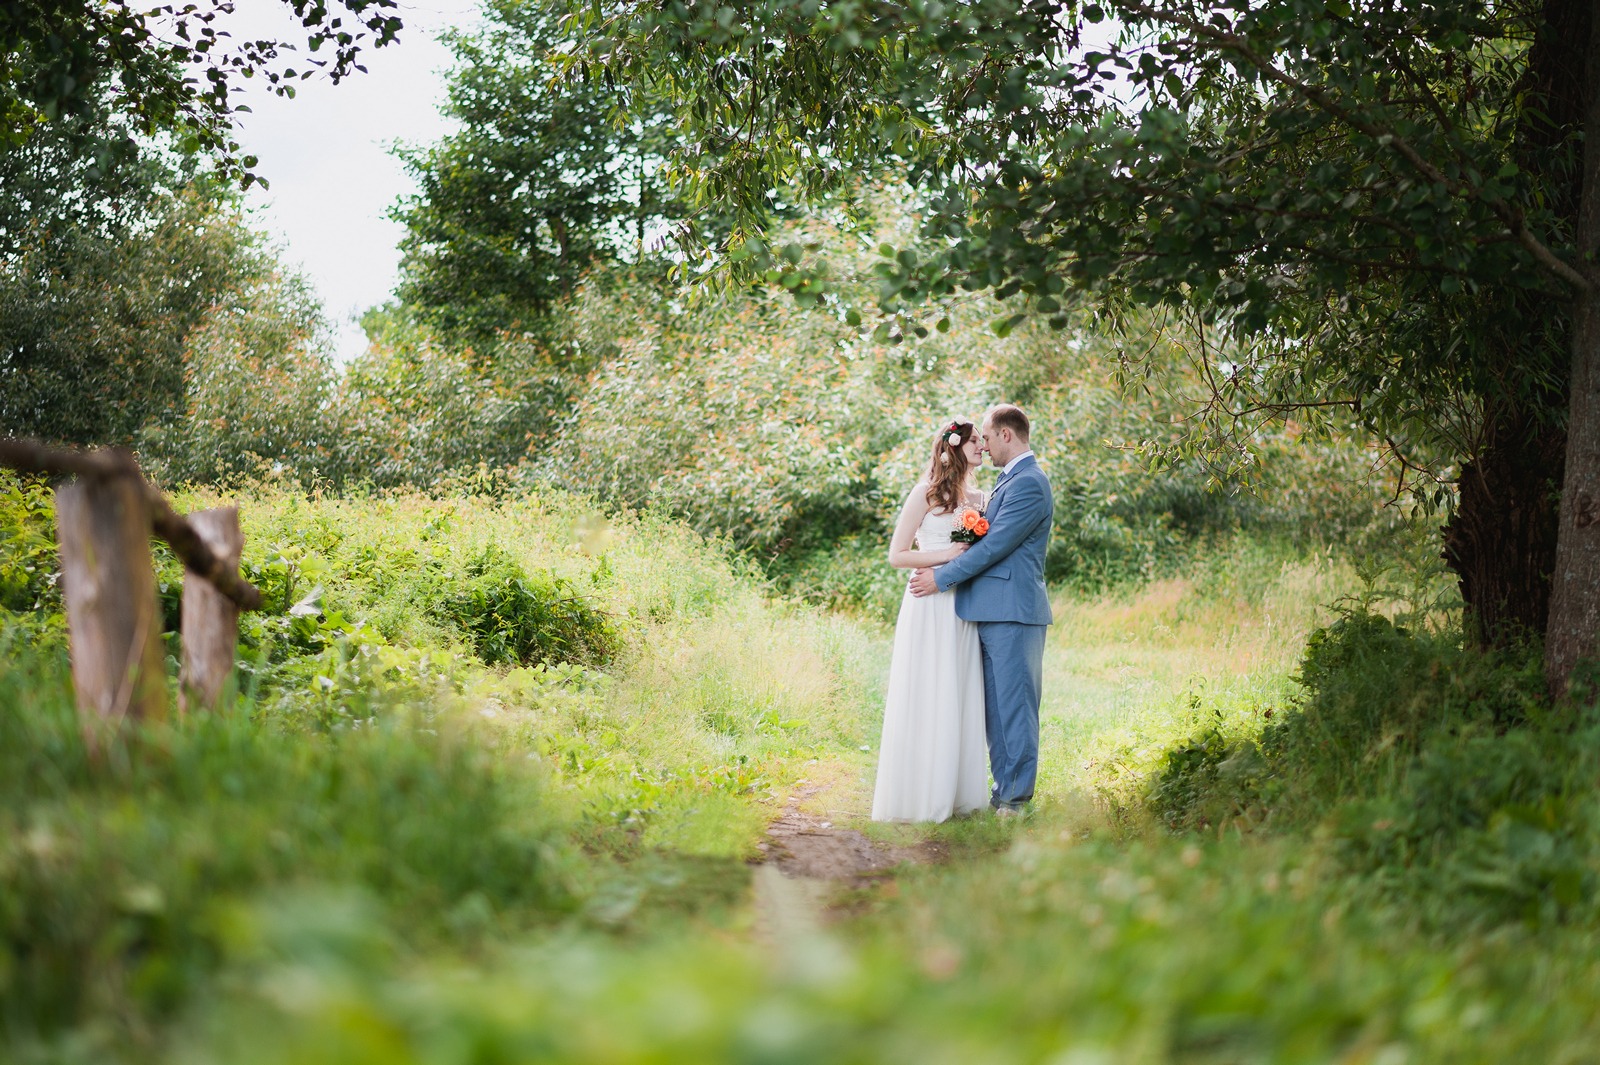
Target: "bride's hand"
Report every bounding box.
[942,543,970,561]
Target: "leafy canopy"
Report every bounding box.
[1,0,404,181]
[567,0,1587,500]
[393,0,719,344]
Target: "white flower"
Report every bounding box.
[947,432,961,447]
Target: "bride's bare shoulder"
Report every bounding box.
[900,480,932,511]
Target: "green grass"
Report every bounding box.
[0,476,880,1061]
[9,473,1600,1063]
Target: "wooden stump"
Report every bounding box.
[55,473,167,729]
[179,507,243,714]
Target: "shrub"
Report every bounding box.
[0,472,59,614]
[765,532,909,623]
[1331,720,1600,930]
[1150,610,1546,833]
[1145,606,1600,930]
[436,545,620,668]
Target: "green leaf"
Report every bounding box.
[992,313,1027,338]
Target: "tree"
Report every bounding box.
[0,188,263,446]
[1,1,403,449]
[137,265,341,486]
[392,0,687,344]
[575,0,1599,692]
[1,0,403,182]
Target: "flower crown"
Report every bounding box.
[944,422,965,448]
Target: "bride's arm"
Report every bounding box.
[887,483,968,569]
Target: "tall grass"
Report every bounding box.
[11,471,1600,1063]
[0,475,883,1061]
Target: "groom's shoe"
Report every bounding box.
[993,805,1023,820]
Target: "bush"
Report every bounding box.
[0,472,59,614]
[137,267,339,486]
[435,545,621,668]
[765,532,910,622]
[1331,721,1600,930]
[1145,606,1600,930]
[1150,610,1545,831]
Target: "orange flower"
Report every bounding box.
[961,509,981,531]
[974,519,990,536]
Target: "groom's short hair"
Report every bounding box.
[989,404,1030,442]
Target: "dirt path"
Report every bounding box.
[750,782,946,949]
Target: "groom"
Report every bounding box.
[910,404,1053,815]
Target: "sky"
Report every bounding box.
[228,0,486,363]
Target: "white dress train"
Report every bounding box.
[870,507,990,822]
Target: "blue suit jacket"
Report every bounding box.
[933,455,1053,625]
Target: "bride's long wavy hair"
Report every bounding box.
[925,418,976,513]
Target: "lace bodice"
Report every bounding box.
[917,508,964,550]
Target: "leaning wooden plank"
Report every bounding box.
[55,473,168,729]
[0,438,262,610]
[178,507,244,714]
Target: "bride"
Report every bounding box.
[870,418,990,822]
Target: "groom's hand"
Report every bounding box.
[909,567,940,598]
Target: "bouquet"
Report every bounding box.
[950,506,989,544]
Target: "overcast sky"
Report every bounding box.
[228,0,485,362]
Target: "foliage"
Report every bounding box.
[571,0,1599,672]
[1333,717,1600,931]
[1,0,403,180]
[137,266,339,484]
[536,256,898,555]
[0,473,56,614]
[392,0,686,345]
[1139,601,1600,932]
[0,75,204,256]
[139,303,576,493]
[0,191,262,446]
[329,316,571,489]
[0,640,575,1050]
[0,472,880,1059]
[536,206,1384,608]
[573,0,1584,447]
[10,473,1600,1061]
[436,544,620,668]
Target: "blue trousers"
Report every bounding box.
[977,621,1047,808]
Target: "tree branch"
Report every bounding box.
[1118,1,1595,295]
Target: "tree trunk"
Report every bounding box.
[1544,2,1600,695]
[178,506,243,714]
[1444,414,1564,647]
[55,471,167,732]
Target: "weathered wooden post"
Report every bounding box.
[178,507,243,714]
[2,437,264,744]
[54,469,167,728]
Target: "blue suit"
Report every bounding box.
[933,454,1053,808]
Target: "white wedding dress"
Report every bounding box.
[870,506,990,822]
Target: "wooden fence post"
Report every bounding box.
[55,472,167,728]
[179,507,243,714]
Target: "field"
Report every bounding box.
[4,476,1598,1063]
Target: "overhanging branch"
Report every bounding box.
[1118,1,1595,296]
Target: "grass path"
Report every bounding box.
[748,550,1357,943]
